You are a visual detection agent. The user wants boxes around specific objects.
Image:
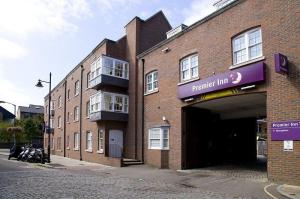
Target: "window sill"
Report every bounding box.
[86,116,90,119]
[97,150,104,154]
[66,147,70,150]
[56,150,62,152]
[148,148,169,151]
[229,56,265,70]
[144,89,159,96]
[74,94,79,97]
[74,148,79,151]
[85,149,93,153]
[73,120,79,123]
[177,77,200,86]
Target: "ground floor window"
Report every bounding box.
[148,127,169,150]
[66,135,70,149]
[51,137,54,150]
[57,137,61,150]
[74,132,79,150]
[98,130,104,153]
[86,131,92,151]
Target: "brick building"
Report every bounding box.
[44,11,171,167]
[44,0,300,185]
[138,0,300,185]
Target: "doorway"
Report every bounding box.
[182,93,267,170]
[109,130,123,158]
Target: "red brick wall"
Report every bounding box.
[140,0,300,184]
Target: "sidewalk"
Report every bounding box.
[277,184,300,199]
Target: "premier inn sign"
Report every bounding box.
[178,62,265,99]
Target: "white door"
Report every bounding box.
[109,130,123,158]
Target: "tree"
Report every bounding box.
[0,121,11,142]
[20,116,43,142]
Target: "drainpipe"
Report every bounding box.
[79,65,84,161]
[63,79,67,157]
[141,58,145,162]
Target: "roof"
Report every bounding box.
[137,0,241,59]
[18,104,44,114]
[0,106,15,119]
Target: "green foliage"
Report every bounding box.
[0,121,11,142]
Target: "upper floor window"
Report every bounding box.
[67,112,70,122]
[50,101,55,110]
[232,27,262,65]
[74,106,79,121]
[57,116,61,128]
[90,56,129,80]
[58,96,62,108]
[180,54,198,82]
[67,89,70,100]
[86,101,90,118]
[75,80,79,96]
[87,72,91,88]
[146,71,158,93]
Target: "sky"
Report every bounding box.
[0,0,216,114]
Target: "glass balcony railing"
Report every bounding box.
[89,91,129,122]
[89,55,129,89]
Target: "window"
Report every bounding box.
[98,130,104,153]
[114,96,123,112]
[45,105,48,115]
[57,116,61,128]
[87,72,91,88]
[75,80,79,96]
[90,93,101,113]
[86,131,92,151]
[50,118,54,128]
[232,27,262,65]
[50,101,55,110]
[180,54,198,82]
[66,135,70,149]
[57,137,61,150]
[86,101,90,118]
[90,56,129,80]
[148,127,169,150]
[51,137,54,150]
[67,89,70,100]
[58,96,62,108]
[67,112,70,122]
[74,106,79,121]
[74,132,79,150]
[146,71,158,93]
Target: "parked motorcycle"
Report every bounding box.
[8,145,22,160]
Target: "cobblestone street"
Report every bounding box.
[0,155,281,199]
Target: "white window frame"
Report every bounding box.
[86,131,92,151]
[86,101,90,118]
[232,27,263,65]
[148,127,169,150]
[89,56,129,81]
[180,54,199,82]
[89,91,129,114]
[75,80,80,96]
[74,132,79,150]
[57,116,61,128]
[74,106,79,122]
[145,71,158,93]
[50,101,55,110]
[50,118,54,128]
[98,130,104,153]
[58,96,62,108]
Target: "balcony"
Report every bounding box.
[89,55,129,90]
[89,91,129,122]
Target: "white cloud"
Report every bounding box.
[183,0,216,25]
[0,0,92,36]
[95,0,140,12]
[0,38,26,59]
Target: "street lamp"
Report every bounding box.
[0,101,16,145]
[35,72,51,163]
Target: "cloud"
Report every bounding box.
[0,0,92,36]
[183,0,216,25]
[0,38,26,59]
[95,0,140,13]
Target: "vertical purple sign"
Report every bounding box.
[274,53,288,74]
[271,121,300,140]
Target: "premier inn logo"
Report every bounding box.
[230,72,242,84]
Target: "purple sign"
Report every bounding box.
[271,121,300,141]
[275,53,288,74]
[178,62,265,99]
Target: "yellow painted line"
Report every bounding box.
[264,183,279,199]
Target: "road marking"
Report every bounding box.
[264,183,279,199]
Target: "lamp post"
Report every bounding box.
[0,101,16,145]
[35,72,51,163]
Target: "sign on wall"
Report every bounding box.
[274,53,288,74]
[271,121,300,141]
[178,61,265,99]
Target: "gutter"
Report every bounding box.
[79,65,84,161]
[141,59,145,162]
[63,79,67,157]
